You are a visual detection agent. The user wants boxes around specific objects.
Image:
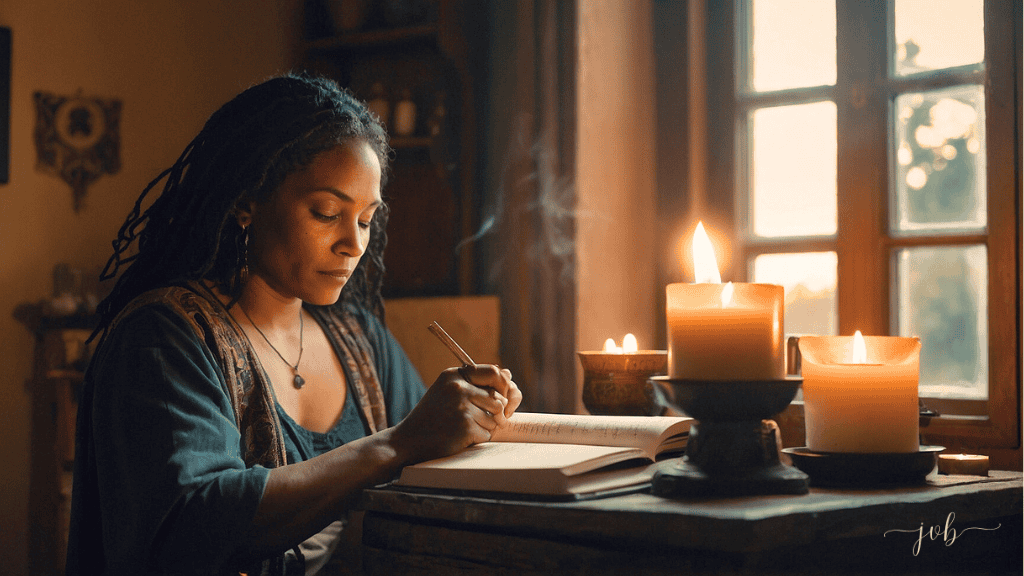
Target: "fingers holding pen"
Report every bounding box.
[458,364,522,422]
[459,364,513,399]
[500,368,523,418]
[455,366,508,427]
[427,322,522,421]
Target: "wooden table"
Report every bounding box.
[354,470,1022,575]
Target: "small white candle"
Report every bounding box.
[665,223,785,381]
[602,334,638,354]
[621,333,638,353]
[799,332,921,453]
[603,338,620,354]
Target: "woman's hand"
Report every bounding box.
[390,364,522,465]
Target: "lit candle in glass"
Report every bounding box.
[799,331,921,453]
[665,222,785,381]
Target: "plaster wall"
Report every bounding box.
[576,0,659,397]
[0,2,300,572]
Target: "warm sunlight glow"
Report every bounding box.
[622,333,638,353]
[894,0,984,75]
[852,330,868,364]
[720,282,735,308]
[752,251,838,336]
[750,102,838,237]
[692,222,722,284]
[906,166,928,190]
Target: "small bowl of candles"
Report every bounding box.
[578,334,668,416]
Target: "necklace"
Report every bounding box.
[239,305,306,389]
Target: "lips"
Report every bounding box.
[320,269,353,280]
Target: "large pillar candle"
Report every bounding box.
[665,222,784,381]
[666,282,785,380]
[798,333,921,453]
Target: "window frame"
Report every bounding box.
[705,0,1020,449]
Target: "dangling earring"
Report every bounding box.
[237,224,249,284]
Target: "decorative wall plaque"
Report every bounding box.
[34,90,121,212]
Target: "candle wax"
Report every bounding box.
[799,335,921,454]
[666,283,784,381]
[938,454,989,476]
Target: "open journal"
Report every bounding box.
[392,412,693,499]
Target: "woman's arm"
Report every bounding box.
[88,307,272,573]
[240,364,517,559]
[89,304,519,571]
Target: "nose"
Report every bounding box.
[332,217,367,258]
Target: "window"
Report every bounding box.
[705,0,1019,448]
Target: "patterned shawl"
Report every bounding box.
[104,281,389,573]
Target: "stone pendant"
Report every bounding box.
[293,373,305,389]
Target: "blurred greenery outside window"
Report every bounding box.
[706,0,1019,449]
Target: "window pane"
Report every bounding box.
[893,0,984,76]
[751,252,837,337]
[749,0,836,92]
[895,245,987,400]
[893,86,986,233]
[749,102,837,237]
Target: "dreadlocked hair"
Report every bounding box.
[93,73,392,341]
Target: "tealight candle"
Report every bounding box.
[798,332,921,453]
[603,333,639,354]
[938,453,989,476]
[666,223,785,381]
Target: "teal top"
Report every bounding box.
[68,297,424,575]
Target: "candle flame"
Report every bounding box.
[622,333,638,353]
[720,281,734,307]
[692,222,722,284]
[603,338,620,353]
[852,330,868,364]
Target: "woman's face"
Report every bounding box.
[245,140,382,306]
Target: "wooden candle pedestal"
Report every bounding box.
[650,376,809,498]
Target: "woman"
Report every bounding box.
[67,74,521,575]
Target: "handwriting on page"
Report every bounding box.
[509,421,644,441]
[490,413,670,452]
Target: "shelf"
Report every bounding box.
[305,24,439,52]
[390,136,432,149]
[301,0,483,296]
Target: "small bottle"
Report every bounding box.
[428,92,453,170]
[427,91,446,138]
[393,89,417,136]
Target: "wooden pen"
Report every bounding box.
[427,321,476,367]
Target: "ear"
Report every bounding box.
[233,200,255,228]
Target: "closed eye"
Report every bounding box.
[312,210,339,222]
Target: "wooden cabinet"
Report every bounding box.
[302,0,488,297]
